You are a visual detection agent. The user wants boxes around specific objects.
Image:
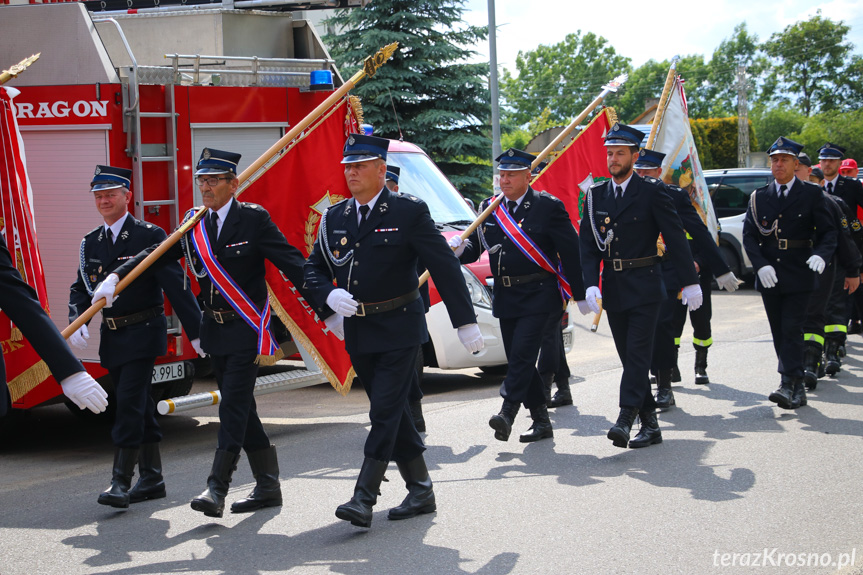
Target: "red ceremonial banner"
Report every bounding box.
[241,96,357,394]
[531,108,615,232]
[0,86,53,402]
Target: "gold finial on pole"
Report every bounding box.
[0,54,41,86]
[363,42,399,78]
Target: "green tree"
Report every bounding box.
[793,109,863,162]
[323,1,491,202]
[750,104,807,151]
[704,22,769,117]
[762,11,861,115]
[500,31,631,127]
[610,55,711,122]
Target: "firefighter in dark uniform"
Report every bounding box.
[454,148,587,443]
[100,149,310,518]
[0,238,108,418]
[818,143,863,370]
[70,165,203,509]
[743,137,837,409]
[385,164,428,433]
[796,153,861,390]
[634,150,740,409]
[580,124,701,448]
[305,134,480,529]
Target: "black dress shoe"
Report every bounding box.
[488,400,520,441]
[519,405,553,443]
[629,410,662,448]
[549,387,573,407]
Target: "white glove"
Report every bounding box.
[448,235,471,257]
[681,284,703,312]
[190,338,206,358]
[585,286,602,314]
[60,371,108,414]
[91,273,120,308]
[326,288,359,317]
[457,323,484,353]
[325,314,345,341]
[69,324,89,350]
[576,300,592,315]
[807,255,826,274]
[715,271,741,293]
[757,265,778,288]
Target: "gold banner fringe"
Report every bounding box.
[255,348,285,366]
[10,326,22,341]
[266,284,355,395]
[8,358,51,403]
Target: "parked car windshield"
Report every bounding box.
[705,173,773,218]
[387,152,476,226]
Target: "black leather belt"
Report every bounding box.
[204,306,241,324]
[603,255,662,271]
[768,238,814,250]
[103,306,163,330]
[499,270,551,287]
[356,289,420,317]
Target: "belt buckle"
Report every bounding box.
[613,259,623,272]
[355,302,366,317]
[778,239,788,250]
[106,317,117,330]
[214,310,224,324]
[502,276,512,287]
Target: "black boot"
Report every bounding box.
[817,353,826,378]
[825,340,841,376]
[803,345,821,391]
[694,346,710,385]
[388,455,436,520]
[128,443,166,504]
[768,375,795,410]
[549,378,573,408]
[607,407,639,448]
[190,449,240,518]
[488,399,520,442]
[409,400,426,433]
[336,458,388,528]
[629,409,663,448]
[98,447,139,508]
[231,445,282,513]
[539,373,553,405]
[519,404,554,443]
[654,369,675,409]
[791,378,807,408]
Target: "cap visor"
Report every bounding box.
[633,162,660,169]
[194,167,232,175]
[769,150,797,156]
[341,155,380,164]
[90,183,126,191]
[498,164,530,171]
[604,139,639,147]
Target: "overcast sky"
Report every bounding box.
[462,0,863,74]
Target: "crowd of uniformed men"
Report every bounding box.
[1,119,858,529]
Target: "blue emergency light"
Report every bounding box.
[309,70,334,92]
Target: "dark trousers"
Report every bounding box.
[670,272,713,349]
[109,357,160,447]
[761,290,812,378]
[824,266,848,343]
[537,308,570,384]
[653,291,681,372]
[213,349,268,454]
[499,313,549,409]
[351,346,424,463]
[803,260,836,350]
[607,303,661,410]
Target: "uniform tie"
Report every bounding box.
[359,204,370,225]
[507,200,517,216]
[208,212,219,242]
[778,184,787,201]
[106,228,114,244]
[826,182,834,194]
[615,185,623,202]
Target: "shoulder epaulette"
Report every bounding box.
[589,180,605,189]
[84,225,102,237]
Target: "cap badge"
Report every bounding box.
[348,136,356,146]
[508,150,514,157]
[202,148,211,160]
[94,167,101,175]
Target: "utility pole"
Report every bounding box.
[488,0,501,174]
[736,65,750,168]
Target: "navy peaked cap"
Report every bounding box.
[495,148,535,171]
[386,165,401,183]
[768,137,803,157]
[91,165,132,191]
[342,133,389,164]
[634,149,666,169]
[604,123,644,147]
[195,148,241,175]
[818,142,846,160]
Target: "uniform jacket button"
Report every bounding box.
[352,280,358,285]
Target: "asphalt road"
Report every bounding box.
[2,287,863,575]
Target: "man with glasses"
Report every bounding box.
[69,165,203,509]
[93,149,312,518]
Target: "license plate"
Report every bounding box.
[562,331,573,350]
[152,361,184,384]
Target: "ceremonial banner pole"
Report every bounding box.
[645,58,678,149]
[417,73,628,286]
[0,54,40,86]
[63,43,399,339]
